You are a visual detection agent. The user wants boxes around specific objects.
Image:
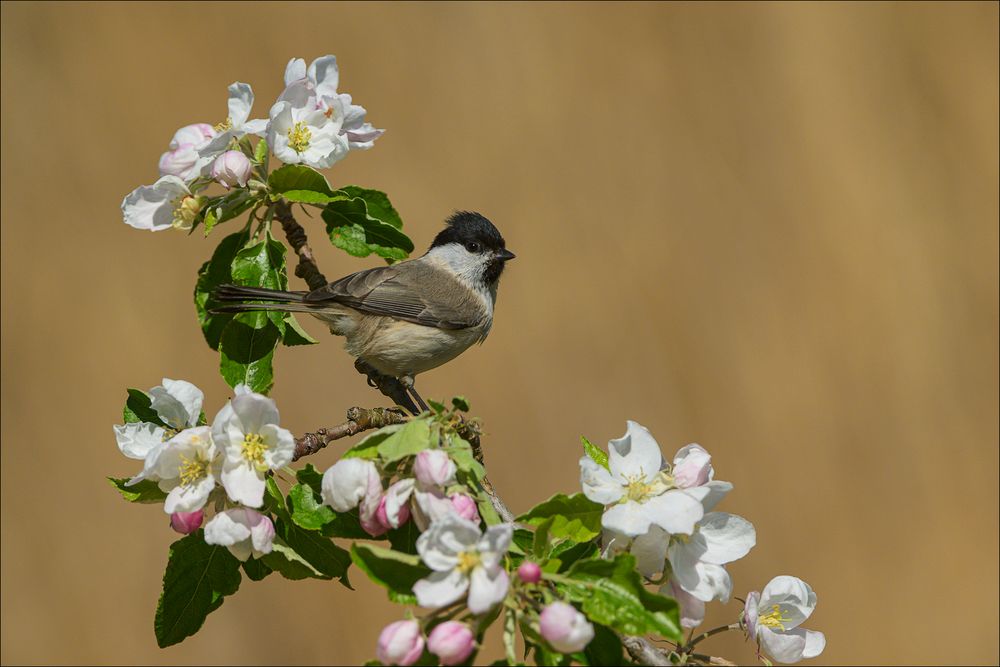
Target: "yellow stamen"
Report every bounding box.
[214,117,233,132]
[758,604,793,631]
[287,121,312,153]
[456,551,481,574]
[172,195,202,230]
[241,433,268,472]
[324,106,336,120]
[178,453,207,487]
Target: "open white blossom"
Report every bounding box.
[267,80,349,169]
[158,123,216,180]
[212,390,294,508]
[191,82,267,174]
[580,421,725,537]
[744,576,826,663]
[204,508,275,561]
[121,175,203,232]
[282,55,384,150]
[143,426,220,514]
[414,515,512,614]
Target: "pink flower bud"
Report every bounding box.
[517,561,542,584]
[539,602,595,653]
[672,444,713,488]
[427,621,475,666]
[170,510,204,534]
[449,493,480,523]
[413,449,456,487]
[377,619,425,666]
[211,150,252,189]
[376,492,412,531]
[361,494,389,537]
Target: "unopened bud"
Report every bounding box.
[427,621,475,666]
[377,619,425,666]
[517,561,542,584]
[170,510,204,535]
[211,150,252,189]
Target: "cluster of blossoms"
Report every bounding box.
[114,379,293,560]
[580,421,824,664]
[122,55,382,232]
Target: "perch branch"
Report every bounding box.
[621,637,672,666]
[292,407,410,461]
[273,200,327,291]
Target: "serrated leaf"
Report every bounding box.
[558,554,681,641]
[376,419,432,462]
[517,493,603,543]
[343,423,406,459]
[194,228,251,350]
[337,186,404,229]
[107,477,168,503]
[123,389,165,427]
[350,543,429,604]
[322,196,413,261]
[154,531,242,648]
[219,321,280,394]
[581,436,609,471]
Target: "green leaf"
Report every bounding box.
[219,321,280,394]
[194,228,251,350]
[278,518,352,585]
[241,557,272,582]
[253,138,269,164]
[444,433,486,480]
[123,389,165,426]
[202,190,257,236]
[343,423,406,459]
[551,540,600,573]
[262,540,327,580]
[282,314,318,346]
[581,436,609,471]
[387,519,422,555]
[517,493,603,543]
[322,196,414,261]
[288,483,336,531]
[557,554,682,641]
[264,477,291,522]
[451,396,470,412]
[337,186,404,229]
[351,543,430,605]
[584,624,623,666]
[291,464,373,539]
[427,399,446,414]
[533,517,554,559]
[230,236,289,333]
[268,164,337,203]
[154,531,242,648]
[377,419,432,463]
[107,477,168,504]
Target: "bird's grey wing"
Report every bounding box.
[303,262,479,330]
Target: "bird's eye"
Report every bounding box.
[465,242,481,253]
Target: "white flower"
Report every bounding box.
[158,123,216,180]
[744,576,826,664]
[212,390,294,508]
[663,579,706,629]
[115,378,204,483]
[144,426,220,514]
[188,82,267,176]
[204,508,275,561]
[320,458,384,535]
[413,515,512,614]
[121,175,203,232]
[283,55,384,151]
[267,80,349,169]
[579,421,711,537]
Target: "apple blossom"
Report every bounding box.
[169,510,204,535]
[321,458,384,536]
[377,478,414,530]
[204,508,275,562]
[191,82,267,174]
[121,175,204,232]
[267,80,349,169]
[212,390,294,508]
[114,378,204,462]
[539,602,595,653]
[413,449,456,487]
[413,515,512,614]
[743,576,826,664]
[376,619,425,666]
[158,123,216,180]
[668,512,755,603]
[517,561,542,584]
[145,426,220,514]
[580,421,715,537]
[663,578,706,629]
[427,621,476,666]
[211,150,252,189]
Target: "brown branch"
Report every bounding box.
[273,200,327,291]
[621,636,672,666]
[292,407,409,461]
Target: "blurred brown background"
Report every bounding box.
[2,2,997,665]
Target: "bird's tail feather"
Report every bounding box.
[209,284,313,315]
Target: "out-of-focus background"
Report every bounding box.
[2,2,997,664]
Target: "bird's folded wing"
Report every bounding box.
[303,263,478,330]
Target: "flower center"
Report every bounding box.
[287,121,312,153]
[172,195,202,230]
[456,551,481,574]
[621,471,670,503]
[241,433,268,471]
[758,604,793,631]
[161,427,178,442]
[324,106,336,120]
[214,117,233,132]
[178,453,207,487]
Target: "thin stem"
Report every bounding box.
[683,623,740,652]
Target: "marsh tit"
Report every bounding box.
[212,211,515,410]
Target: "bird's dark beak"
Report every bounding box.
[497,248,516,262]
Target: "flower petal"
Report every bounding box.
[309,55,340,97]
[630,526,669,577]
[697,512,756,564]
[642,489,704,535]
[608,421,664,483]
[468,567,509,614]
[114,422,165,460]
[204,510,251,545]
[579,457,623,505]
[227,82,254,127]
[686,480,732,512]
[802,629,826,659]
[601,501,653,538]
[321,459,378,512]
[671,444,713,488]
[759,627,808,664]
[414,569,469,609]
[230,391,280,435]
[163,474,214,514]
[121,176,188,232]
[260,423,295,469]
[663,579,706,629]
[220,461,265,508]
[477,524,513,570]
[760,576,817,629]
[284,57,307,86]
[416,515,479,571]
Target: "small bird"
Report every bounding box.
[211,211,514,411]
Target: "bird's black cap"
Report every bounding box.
[430,211,508,253]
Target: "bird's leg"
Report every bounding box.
[399,375,430,414]
[353,359,420,415]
